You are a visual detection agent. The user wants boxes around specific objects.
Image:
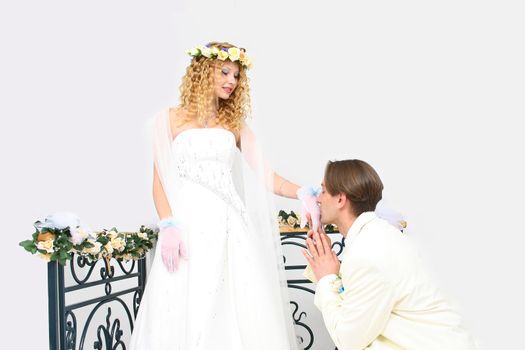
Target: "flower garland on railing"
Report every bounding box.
[277,210,338,233]
[20,211,341,265]
[19,212,157,266]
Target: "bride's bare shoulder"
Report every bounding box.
[169,107,193,137]
[168,106,184,126]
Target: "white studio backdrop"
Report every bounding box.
[1,0,524,349]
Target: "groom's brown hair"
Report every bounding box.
[324,159,383,217]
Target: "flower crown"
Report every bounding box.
[186,45,252,69]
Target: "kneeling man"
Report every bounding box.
[303,159,477,350]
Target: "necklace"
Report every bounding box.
[204,114,217,128]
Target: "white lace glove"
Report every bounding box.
[296,186,322,232]
[158,217,187,272]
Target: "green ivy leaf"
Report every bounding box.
[19,240,36,252]
[59,250,69,260]
[98,236,109,245]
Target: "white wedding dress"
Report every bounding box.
[130,128,300,350]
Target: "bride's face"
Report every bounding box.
[213,61,239,100]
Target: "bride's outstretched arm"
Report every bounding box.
[274,173,321,231]
[273,173,300,199]
[153,164,173,220]
[239,123,300,199]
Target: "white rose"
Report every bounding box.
[69,227,90,245]
[200,46,212,58]
[244,57,252,69]
[111,237,126,252]
[37,240,54,254]
[227,47,241,61]
[106,230,118,239]
[189,47,200,56]
[84,241,102,255]
[87,230,97,240]
[104,242,114,255]
[217,50,229,61]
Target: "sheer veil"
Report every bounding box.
[235,122,302,349]
[152,109,176,204]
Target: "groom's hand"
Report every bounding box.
[306,213,331,246]
[303,230,340,281]
[306,213,315,240]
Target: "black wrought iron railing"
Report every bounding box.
[47,231,344,350]
[48,255,147,350]
[281,230,344,350]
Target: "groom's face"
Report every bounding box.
[318,180,339,225]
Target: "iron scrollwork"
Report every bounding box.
[93,308,125,350]
[48,254,146,350]
[282,230,345,350]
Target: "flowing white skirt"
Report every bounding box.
[129,180,296,350]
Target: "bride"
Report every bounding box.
[129,42,319,349]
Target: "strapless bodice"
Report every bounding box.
[172,128,246,220]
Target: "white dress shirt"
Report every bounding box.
[314,212,477,350]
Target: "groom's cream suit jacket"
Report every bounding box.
[312,212,477,350]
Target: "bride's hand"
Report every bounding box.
[158,218,187,272]
[297,186,321,233]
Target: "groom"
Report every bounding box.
[303,159,477,350]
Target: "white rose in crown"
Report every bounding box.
[227,47,241,61]
[242,57,252,69]
[217,50,229,61]
[200,46,212,58]
[188,47,200,56]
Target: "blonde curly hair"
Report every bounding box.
[177,41,251,132]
